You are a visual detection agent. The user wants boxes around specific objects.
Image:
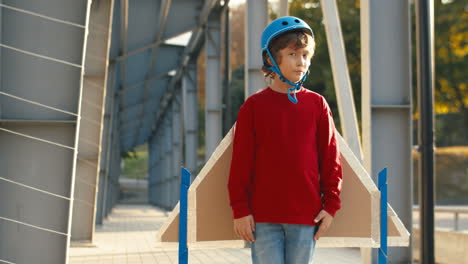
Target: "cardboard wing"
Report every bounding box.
[157,128,410,248]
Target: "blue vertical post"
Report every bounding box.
[179,168,191,264]
[378,168,388,264]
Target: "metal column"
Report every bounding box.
[132,0,172,148]
[245,0,268,98]
[361,0,413,263]
[278,0,289,17]
[416,0,436,262]
[148,131,155,205]
[205,9,222,160]
[158,130,164,207]
[104,106,121,218]
[148,130,157,206]
[158,130,163,207]
[155,130,163,207]
[148,129,161,206]
[0,1,2,94]
[109,127,121,215]
[182,62,198,180]
[71,0,114,242]
[164,114,173,209]
[96,63,118,225]
[172,97,182,208]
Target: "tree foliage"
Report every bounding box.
[432,0,467,131]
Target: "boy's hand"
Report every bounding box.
[313,210,333,241]
[234,214,255,242]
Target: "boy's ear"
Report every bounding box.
[265,54,273,67]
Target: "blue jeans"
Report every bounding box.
[251,223,318,264]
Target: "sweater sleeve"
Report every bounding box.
[317,96,343,217]
[228,99,255,219]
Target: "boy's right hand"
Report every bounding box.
[233,214,255,242]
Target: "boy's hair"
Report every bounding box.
[261,29,315,79]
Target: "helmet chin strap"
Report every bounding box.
[282,73,308,104]
[265,49,308,104]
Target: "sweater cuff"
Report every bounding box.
[323,201,341,217]
[231,203,251,219]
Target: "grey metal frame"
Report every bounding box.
[96,64,118,225]
[278,0,289,17]
[147,2,222,204]
[0,1,92,263]
[1,1,227,261]
[182,62,198,180]
[245,0,267,98]
[171,97,182,207]
[71,0,115,243]
[361,0,413,263]
[205,9,222,160]
[133,0,172,148]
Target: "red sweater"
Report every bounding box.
[228,87,343,226]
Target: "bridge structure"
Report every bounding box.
[0,0,414,263]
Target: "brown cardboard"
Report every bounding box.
[156,128,410,248]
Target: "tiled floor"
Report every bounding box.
[69,204,361,264]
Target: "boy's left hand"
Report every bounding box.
[313,210,333,241]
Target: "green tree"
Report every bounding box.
[433,0,467,131]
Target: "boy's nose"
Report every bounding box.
[298,57,307,66]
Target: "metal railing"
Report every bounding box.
[413,205,468,231]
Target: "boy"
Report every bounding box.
[228,16,343,264]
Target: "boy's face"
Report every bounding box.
[276,34,314,83]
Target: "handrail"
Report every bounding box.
[413,205,468,231]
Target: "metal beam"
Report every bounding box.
[133,0,172,148]
[149,0,222,138]
[361,0,413,263]
[66,1,94,251]
[171,98,182,208]
[278,0,289,17]
[119,0,129,98]
[115,0,129,148]
[117,70,172,96]
[222,2,231,135]
[245,0,267,98]
[71,0,114,242]
[205,9,222,160]
[111,30,193,62]
[163,114,172,208]
[119,98,161,116]
[68,0,93,261]
[0,0,91,262]
[416,0,435,263]
[97,63,119,225]
[182,62,198,180]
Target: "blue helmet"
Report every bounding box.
[261,16,314,104]
[261,16,314,53]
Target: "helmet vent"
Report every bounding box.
[282,21,288,25]
[294,19,300,23]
